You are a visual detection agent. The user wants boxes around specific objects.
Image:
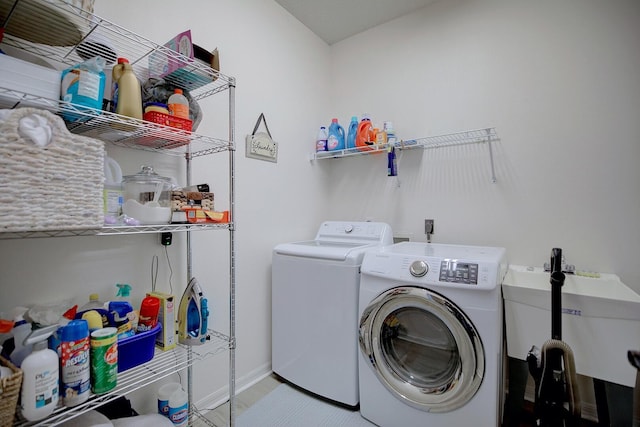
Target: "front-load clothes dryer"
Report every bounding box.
[358,242,507,426]
[272,221,393,407]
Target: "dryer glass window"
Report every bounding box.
[380,308,460,389]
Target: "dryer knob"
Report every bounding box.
[344,224,353,233]
[410,260,429,277]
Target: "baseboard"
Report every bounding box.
[194,362,273,412]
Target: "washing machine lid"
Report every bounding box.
[273,221,394,262]
[274,240,377,261]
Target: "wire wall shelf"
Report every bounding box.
[16,330,230,426]
[312,127,500,182]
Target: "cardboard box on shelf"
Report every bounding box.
[149,29,220,91]
[146,291,176,351]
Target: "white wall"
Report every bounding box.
[327,0,640,291]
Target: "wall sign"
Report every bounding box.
[245,113,278,162]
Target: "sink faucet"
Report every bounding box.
[543,253,575,274]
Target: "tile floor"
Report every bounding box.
[204,374,598,427]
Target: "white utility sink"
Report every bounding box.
[503,265,640,387]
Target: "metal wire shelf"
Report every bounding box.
[312,127,499,182]
[0,0,233,100]
[15,329,230,426]
[0,87,233,158]
[0,222,232,240]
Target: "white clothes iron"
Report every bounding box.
[178,277,209,345]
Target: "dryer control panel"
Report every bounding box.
[439,260,479,285]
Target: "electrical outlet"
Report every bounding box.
[425,219,434,235]
[161,232,172,246]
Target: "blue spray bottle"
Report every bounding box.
[327,118,345,151]
[346,116,358,150]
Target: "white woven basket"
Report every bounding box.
[0,108,104,232]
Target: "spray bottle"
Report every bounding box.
[116,283,138,330]
[20,325,59,422]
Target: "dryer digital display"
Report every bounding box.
[439,260,478,284]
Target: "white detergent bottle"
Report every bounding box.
[20,325,60,422]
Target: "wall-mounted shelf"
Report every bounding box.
[312,127,499,182]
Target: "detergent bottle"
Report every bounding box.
[315,126,328,152]
[111,57,142,119]
[346,116,358,149]
[356,114,375,151]
[327,118,345,151]
[384,121,397,146]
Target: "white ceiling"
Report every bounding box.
[274,0,440,45]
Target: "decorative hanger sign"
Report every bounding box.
[245,113,278,162]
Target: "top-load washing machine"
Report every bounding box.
[272,221,393,407]
[358,242,507,426]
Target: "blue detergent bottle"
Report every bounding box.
[327,118,345,151]
[346,116,358,149]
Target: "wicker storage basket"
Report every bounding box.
[0,355,22,427]
[0,108,105,232]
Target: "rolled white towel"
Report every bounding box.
[0,108,54,147]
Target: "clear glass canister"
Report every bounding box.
[121,166,173,224]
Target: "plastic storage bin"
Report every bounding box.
[117,323,162,372]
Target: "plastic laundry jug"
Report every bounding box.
[356,114,375,151]
[327,118,345,151]
[111,57,142,119]
[346,116,358,149]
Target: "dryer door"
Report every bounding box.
[359,286,484,413]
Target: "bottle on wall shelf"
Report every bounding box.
[356,113,375,151]
[167,88,189,119]
[384,121,397,146]
[346,116,358,149]
[327,118,345,151]
[111,57,142,120]
[316,126,328,152]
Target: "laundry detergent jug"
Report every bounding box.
[346,116,358,149]
[356,114,375,151]
[327,118,345,151]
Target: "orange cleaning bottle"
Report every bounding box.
[355,114,375,151]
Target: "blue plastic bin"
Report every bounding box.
[117,323,162,372]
